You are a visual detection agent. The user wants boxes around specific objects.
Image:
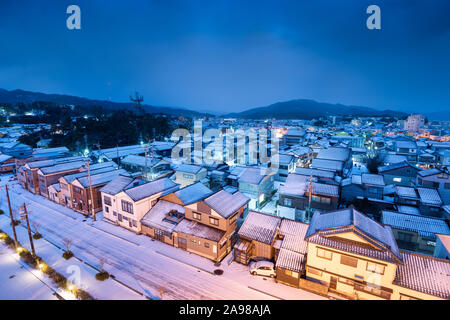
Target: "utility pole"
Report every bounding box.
[86,161,96,221]
[5,185,18,248]
[21,203,36,257]
[130,91,144,115]
[144,144,148,180]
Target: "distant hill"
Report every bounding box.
[0,88,207,117]
[225,99,407,120]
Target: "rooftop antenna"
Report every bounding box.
[130,91,144,114]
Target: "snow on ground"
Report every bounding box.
[0,175,325,300]
[0,242,57,300]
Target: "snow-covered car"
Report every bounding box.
[249,260,276,278]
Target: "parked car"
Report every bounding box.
[249,260,276,278]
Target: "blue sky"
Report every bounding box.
[0,0,449,113]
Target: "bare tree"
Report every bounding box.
[31,221,41,234]
[62,238,72,252]
[98,257,108,273]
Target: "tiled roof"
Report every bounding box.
[395,186,418,199]
[176,164,204,174]
[279,219,308,254]
[382,211,450,238]
[100,175,135,195]
[275,248,306,273]
[378,161,419,173]
[39,160,86,175]
[316,147,350,162]
[294,167,335,179]
[397,205,420,216]
[305,207,402,264]
[394,251,450,299]
[311,158,344,172]
[238,167,270,185]
[204,190,250,219]
[361,173,385,186]
[124,178,179,202]
[416,187,442,206]
[141,200,185,233]
[238,211,281,244]
[174,182,214,205]
[174,219,225,242]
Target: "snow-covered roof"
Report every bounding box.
[39,160,85,175]
[279,174,308,197]
[310,158,344,172]
[395,186,419,199]
[396,140,417,149]
[294,167,335,179]
[176,164,204,174]
[174,219,225,242]
[361,173,385,186]
[394,252,450,299]
[141,200,185,233]
[378,161,419,173]
[174,182,214,205]
[32,147,69,155]
[381,210,450,238]
[305,207,401,264]
[204,190,250,219]
[278,219,308,254]
[416,187,442,206]
[238,211,281,244]
[100,175,136,195]
[238,167,270,185]
[0,154,13,163]
[124,178,179,202]
[316,147,350,162]
[275,248,306,273]
[417,168,442,177]
[75,169,128,188]
[397,205,421,216]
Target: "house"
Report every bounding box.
[278,173,339,220]
[381,210,450,255]
[237,167,275,210]
[141,185,249,262]
[417,168,450,205]
[377,161,421,186]
[274,219,308,288]
[282,128,306,146]
[395,140,418,162]
[101,176,179,233]
[0,154,15,173]
[174,164,208,188]
[173,189,250,261]
[70,169,129,216]
[0,142,32,158]
[91,144,146,164]
[121,154,172,181]
[304,207,450,300]
[294,167,336,185]
[37,160,86,197]
[17,156,85,193]
[276,154,296,182]
[234,211,281,265]
[434,234,450,259]
[341,173,385,203]
[311,147,352,176]
[416,187,443,217]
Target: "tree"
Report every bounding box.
[367,153,383,174]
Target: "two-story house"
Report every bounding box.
[37,160,87,197]
[174,164,208,188]
[101,176,179,232]
[378,161,421,186]
[341,173,385,204]
[304,207,449,300]
[417,169,450,205]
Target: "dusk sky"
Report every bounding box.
[0,0,449,113]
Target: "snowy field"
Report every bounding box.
[0,175,325,300]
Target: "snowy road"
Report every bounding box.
[0,178,325,300]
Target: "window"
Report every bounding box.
[317,248,332,260]
[118,214,123,222]
[105,206,109,213]
[113,211,117,216]
[132,220,137,227]
[193,212,201,220]
[204,242,210,248]
[183,174,194,179]
[397,231,413,242]
[121,200,133,214]
[393,177,402,183]
[340,255,358,268]
[104,196,111,206]
[285,270,299,278]
[284,198,292,207]
[366,262,385,274]
[307,267,322,276]
[210,217,219,226]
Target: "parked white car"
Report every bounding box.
[249,260,276,278]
